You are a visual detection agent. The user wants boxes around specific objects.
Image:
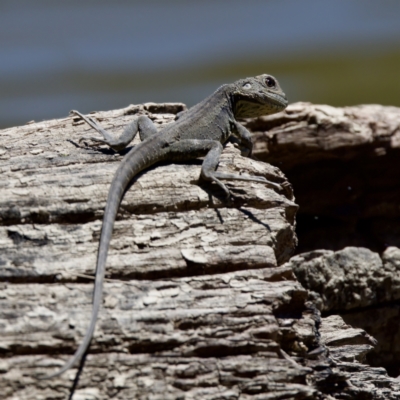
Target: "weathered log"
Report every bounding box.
[0,103,314,399]
[1,102,399,399]
[249,103,400,253]
[320,314,400,399]
[289,246,400,377]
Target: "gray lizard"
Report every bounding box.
[43,74,288,378]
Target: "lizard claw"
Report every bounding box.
[79,136,107,147]
[251,175,281,191]
[280,181,294,199]
[265,180,281,191]
[72,109,117,148]
[232,143,251,158]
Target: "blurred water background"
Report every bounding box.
[0,0,399,129]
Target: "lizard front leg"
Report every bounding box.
[72,110,158,151]
[167,139,281,198]
[201,140,281,192]
[230,120,254,158]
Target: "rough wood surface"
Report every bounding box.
[0,103,315,399]
[289,246,400,376]
[0,103,297,283]
[3,267,323,399]
[320,315,400,399]
[248,103,400,253]
[2,102,399,399]
[250,103,400,168]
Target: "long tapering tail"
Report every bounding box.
[40,142,158,379]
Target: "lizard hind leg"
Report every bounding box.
[72,110,158,151]
[73,110,117,146]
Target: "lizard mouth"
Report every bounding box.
[234,91,288,118]
[264,92,288,109]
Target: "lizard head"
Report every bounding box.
[231,74,288,118]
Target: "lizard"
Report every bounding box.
[42,74,288,378]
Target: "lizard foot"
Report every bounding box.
[224,191,233,206]
[78,136,109,147]
[72,110,122,150]
[280,181,294,199]
[249,175,281,191]
[71,110,106,134]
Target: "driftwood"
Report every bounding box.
[1,102,400,399]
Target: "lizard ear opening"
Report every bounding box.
[242,83,252,89]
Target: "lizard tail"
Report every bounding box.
[40,145,154,379]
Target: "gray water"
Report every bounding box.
[1,0,399,128]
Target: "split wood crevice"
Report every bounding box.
[1,102,400,399]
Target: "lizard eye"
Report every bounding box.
[265,77,276,88]
[242,83,252,89]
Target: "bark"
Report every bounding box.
[289,246,400,377]
[248,102,400,379]
[320,315,400,399]
[1,102,399,399]
[248,102,400,253]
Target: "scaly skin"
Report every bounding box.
[41,74,288,378]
